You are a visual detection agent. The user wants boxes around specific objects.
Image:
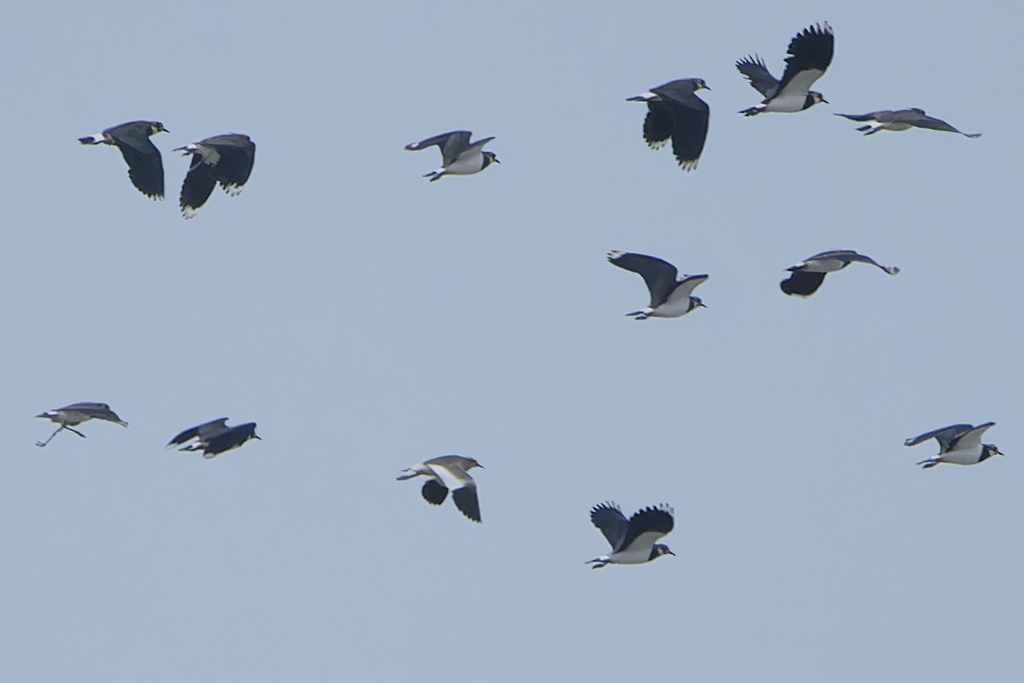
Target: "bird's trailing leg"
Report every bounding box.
[35,424,86,447]
[916,458,940,469]
[586,557,610,569]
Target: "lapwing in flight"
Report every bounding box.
[587,502,675,568]
[404,131,499,181]
[608,251,708,319]
[627,78,711,170]
[79,121,168,199]
[904,423,1003,469]
[835,109,981,138]
[35,402,128,447]
[780,250,899,297]
[737,22,833,116]
[397,455,484,522]
[166,418,261,459]
[175,134,256,218]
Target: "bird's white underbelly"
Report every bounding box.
[764,93,809,112]
[444,153,485,175]
[610,546,654,564]
[652,298,692,317]
[942,446,983,465]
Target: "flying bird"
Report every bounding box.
[608,251,708,319]
[79,121,168,199]
[166,418,261,459]
[35,402,128,447]
[627,78,711,170]
[780,250,899,297]
[404,131,499,181]
[175,134,256,218]
[737,22,833,116]
[834,109,981,138]
[397,455,484,522]
[587,502,675,568]
[904,423,1002,469]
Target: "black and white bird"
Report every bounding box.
[587,502,675,569]
[608,251,708,319]
[904,423,1002,469]
[835,109,981,138]
[780,250,899,297]
[35,402,128,447]
[397,455,484,522]
[737,22,833,116]
[166,418,261,459]
[174,134,256,218]
[404,131,499,181]
[627,78,711,170]
[79,121,168,199]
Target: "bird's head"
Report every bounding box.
[693,78,710,91]
[484,151,500,165]
[809,92,828,106]
[691,297,706,310]
[464,457,484,471]
[239,423,261,442]
[654,544,675,559]
[987,444,1003,457]
[149,122,169,136]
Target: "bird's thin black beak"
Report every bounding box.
[253,435,262,440]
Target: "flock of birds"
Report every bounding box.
[55,20,996,568]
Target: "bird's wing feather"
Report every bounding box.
[642,102,674,147]
[452,486,481,522]
[777,23,833,93]
[71,404,126,425]
[110,126,164,198]
[620,506,674,552]
[166,418,231,449]
[405,131,471,151]
[206,135,256,189]
[904,424,974,451]
[835,111,890,122]
[204,425,254,456]
[664,97,710,170]
[780,270,827,297]
[426,461,476,490]
[180,159,218,214]
[664,274,709,304]
[735,55,779,98]
[590,502,629,550]
[949,423,995,450]
[608,252,679,306]
[908,113,978,136]
[421,478,448,506]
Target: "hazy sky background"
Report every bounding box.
[2,1,1022,681]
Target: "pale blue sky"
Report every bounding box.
[2,2,1022,681]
